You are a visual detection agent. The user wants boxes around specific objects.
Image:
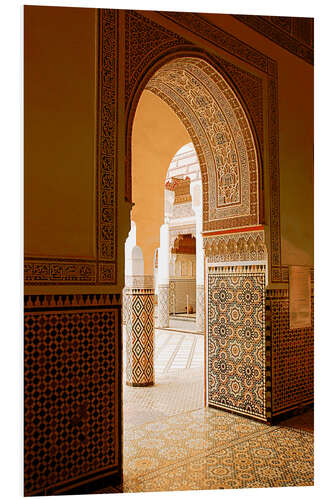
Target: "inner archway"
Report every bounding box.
[124,53,266,429]
[163,142,204,333]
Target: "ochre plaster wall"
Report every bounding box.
[131,90,190,275]
[201,14,314,267]
[24,6,97,259]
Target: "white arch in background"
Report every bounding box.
[157,142,205,331]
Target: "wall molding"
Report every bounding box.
[24,292,122,309]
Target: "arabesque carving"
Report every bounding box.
[204,230,267,262]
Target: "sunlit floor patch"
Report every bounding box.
[123,329,204,428]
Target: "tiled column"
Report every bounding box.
[157,284,169,328]
[196,284,205,332]
[125,275,154,387]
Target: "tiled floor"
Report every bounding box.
[123,408,313,492]
[98,328,314,493]
[123,329,204,428]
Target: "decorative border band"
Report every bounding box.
[24,259,116,285]
[125,275,154,288]
[24,293,122,309]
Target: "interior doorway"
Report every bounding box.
[121,54,266,490]
[122,137,205,429]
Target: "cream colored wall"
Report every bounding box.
[131,90,191,275]
[201,14,314,267]
[24,6,97,259]
[173,254,196,278]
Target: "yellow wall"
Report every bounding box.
[24,7,313,278]
[131,90,191,275]
[24,6,97,258]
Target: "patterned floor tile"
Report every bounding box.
[123,406,274,484]
[123,329,204,428]
[117,329,314,494]
[128,425,313,492]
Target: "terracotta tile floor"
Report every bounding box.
[98,329,314,493]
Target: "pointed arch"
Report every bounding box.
[126,53,263,233]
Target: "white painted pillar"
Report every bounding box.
[123,221,137,326]
[157,223,170,328]
[195,212,205,332]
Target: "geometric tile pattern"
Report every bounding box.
[94,326,313,495]
[121,407,313,493]
[24,297,121,496]
[122,287,129,325]
[266,289,314,416]
[208,266,266,420]
[125,289,154,386]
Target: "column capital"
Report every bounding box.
[125,274,154,289]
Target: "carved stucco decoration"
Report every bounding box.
[146,57,259,233]
[124,10,285,282]
[204,230,267,263]
[169,224,196,249]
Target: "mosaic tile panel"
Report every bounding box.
[266,289,314,416]
[208,266,266,419]
[125,289,154,386]
[24,295,121,496]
